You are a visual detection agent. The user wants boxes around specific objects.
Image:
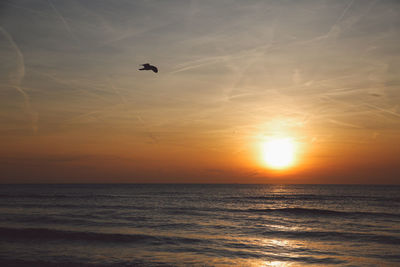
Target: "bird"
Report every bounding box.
[139,63,158,73]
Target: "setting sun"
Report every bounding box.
[262,138,296,170]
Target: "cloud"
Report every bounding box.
[0,154,122,164]
[0,26,38,134]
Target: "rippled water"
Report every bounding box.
[0,184,399,266]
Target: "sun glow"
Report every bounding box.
[261,138,296,170]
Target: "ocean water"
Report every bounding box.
[0,184,399,266]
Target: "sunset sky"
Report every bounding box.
[1,0,399,184]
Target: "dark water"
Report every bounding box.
[0,184,399,266]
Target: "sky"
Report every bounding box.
[0,0,399,184]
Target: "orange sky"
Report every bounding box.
[0,0,399,184]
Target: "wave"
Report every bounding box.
[238,207,400,218]
[0,258,153,267]
[0,202,152,211]
[2,203,398,222]
[259,229,400,245]
[2,193,398,203]
[229,195,400,202]
[0,194,132,199]
[0,227,207,246]
[2,226,396,252]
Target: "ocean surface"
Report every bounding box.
[0,184,399,266]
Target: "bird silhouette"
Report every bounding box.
[139,63,158,73]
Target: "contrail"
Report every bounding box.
[109,78,127,106]
[284,0,357,47]
[328,119,364,129]
[0,26,38,133]
[47,0,80,43]
[169,56,226,74]
[109,79,159,144]
[170,42,271,75]
[323,0,356,40]
[3,1,53,18]
[364,103,400,119]
[99,20,172,48]
[334,0,356,26]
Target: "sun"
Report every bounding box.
[261,138,296,170]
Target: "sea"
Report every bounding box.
[0,184,399,266]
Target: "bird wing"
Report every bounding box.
[142,63,150,68]
[151,66,158,73]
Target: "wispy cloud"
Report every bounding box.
[47,0,80,44]
[0,0,399,182]
[0,26,38,134]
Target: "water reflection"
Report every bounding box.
[1,185,399,266]
[262,261,291,267]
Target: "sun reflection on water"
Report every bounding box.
[261,261,290,267]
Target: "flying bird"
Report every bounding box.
[139,63,158,73]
